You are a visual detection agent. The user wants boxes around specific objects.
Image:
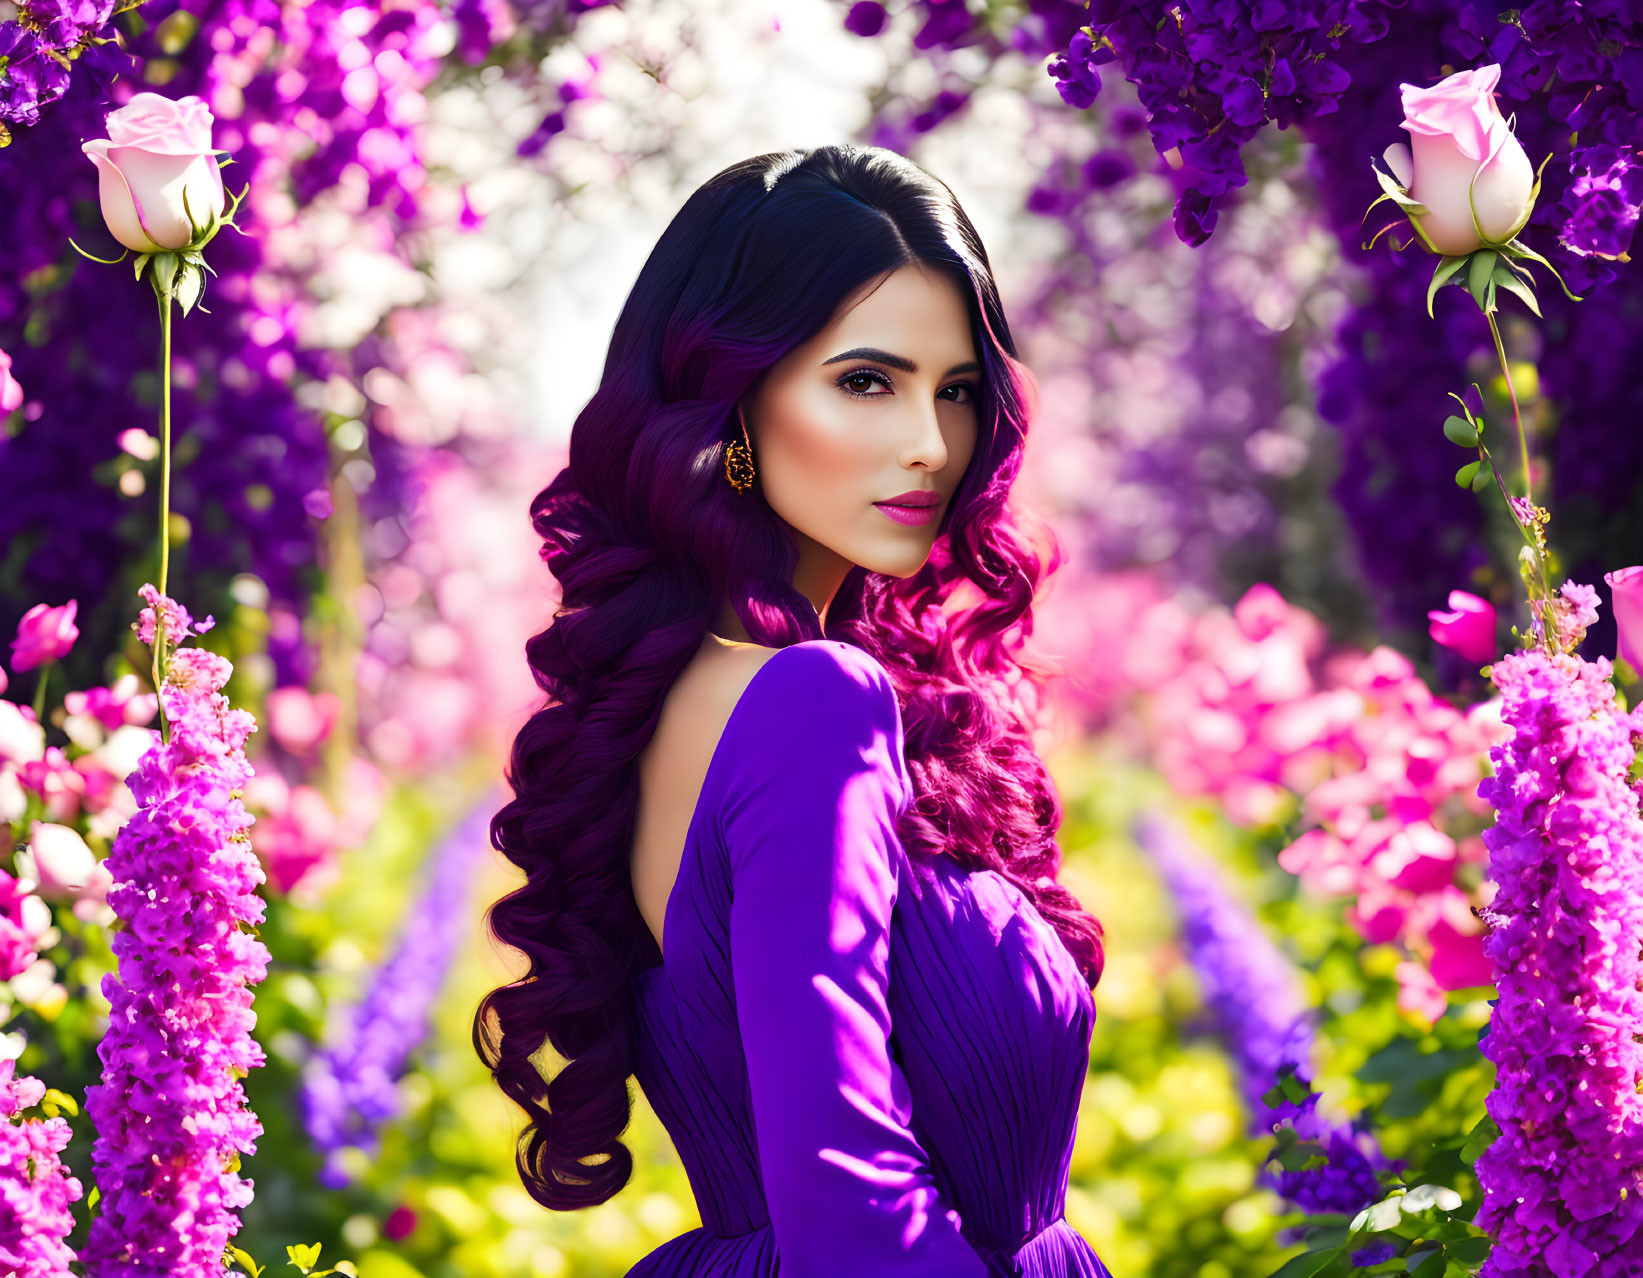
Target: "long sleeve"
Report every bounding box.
[721,642,989,1278]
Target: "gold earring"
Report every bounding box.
[725,412,756,492]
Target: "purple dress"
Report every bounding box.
[626,640,1111,1278]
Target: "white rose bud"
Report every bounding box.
[81,92,227,253]
[1384,64,1536,257]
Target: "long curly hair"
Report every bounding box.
[473,144,1105,1212]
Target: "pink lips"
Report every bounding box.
[874,491,941,527]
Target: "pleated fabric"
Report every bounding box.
[625,640,1111,1278]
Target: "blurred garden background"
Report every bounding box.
[3,1,1642,1276]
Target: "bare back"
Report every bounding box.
[631,634,782,956]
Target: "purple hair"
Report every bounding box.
[473,144,1106,1211]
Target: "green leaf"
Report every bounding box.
[1446,1235,1493,1264]
[1262,1082,1285,1107]
[1279,1069,1312,1105]
[1410,1249,1448,1278]
[1263,1247,1344,1278]
[1461,1115,1500,1166]
[1472,460,1493,492]
[1427,255,1468,317]
[1456,461,1481,488]
[1467,249,1497,312]
[1277,1140,1329,1170]
[1443,415,1479,447]
[1445,390,1480,428]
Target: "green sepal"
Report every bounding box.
[1467,249,1497,313]
[1443,415,1479,447]
[150,251,179,296]
[1492,259,1542,316]
[176,264,204,316]
[132,251,152,282]
[1495,149,1556,245]
[1427,255,1468,316]
[1370,158,1420,207]
[1456,460,1481,488]
[1501,236,1584,301]
[66,235,128,266]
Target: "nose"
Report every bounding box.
[897,399,950,473]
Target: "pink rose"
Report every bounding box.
[1605,566,1643,674]
[10,599,79,671]
[1383,64,1536,256]
[0,346,22,414]
[1427,589,1496,664]
[81,92,226,253]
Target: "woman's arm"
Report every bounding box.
[722,642,988,1278]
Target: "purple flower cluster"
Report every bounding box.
[1134,811,1384,1216]
[81,588,270,1277]
[297,793,494,1186]
[0,0,125,133]
[1473,643,1643,1276]
[0,1056,82,1278]
[1064,1,1391,244]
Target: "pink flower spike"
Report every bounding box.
[1427,590,1496,664]
[10,601,79,671]
[1605,566,1643,674]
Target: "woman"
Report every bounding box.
[474,144,1110,1278]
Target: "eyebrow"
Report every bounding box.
[821,347,982,377]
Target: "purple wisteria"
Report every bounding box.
[81,587,269,1277]
[297,792,495,1186]
[1134,811,1384,1216]
[1473,640,1643,1277]
[0,1056,82,1278]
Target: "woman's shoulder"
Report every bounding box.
[730,638,898,718]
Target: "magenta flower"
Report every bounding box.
[1473,643,1643,1274]
[1605,566,1643,674]
[81,591,268,1277]
[0,347,22,414]
[1427,589,1496,664]
[0,1057,83,1278]
[0,871,51,983]
[9,601,78,672]
[62,675,159,731]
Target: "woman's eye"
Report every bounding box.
[838,369,892,396]
[940,382,977,405]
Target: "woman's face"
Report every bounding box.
[745,263,981,599]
